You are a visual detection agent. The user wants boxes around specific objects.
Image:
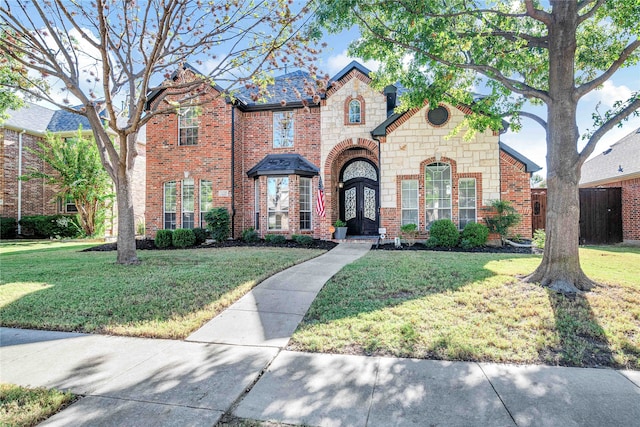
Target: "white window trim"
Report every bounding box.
[299,177,312,230]
[163,181,177,229]
[401,179,419,226]
[273,111,294,148]
[458,178,477,229]
[348,99,361,123]
[425,162,452,227]
[178,107,198,146]
[181,179,195,229]
[199,180,213,228]
[267,176,289,230]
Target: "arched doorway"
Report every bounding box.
[339,159,379,236]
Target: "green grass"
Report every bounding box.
[0,241,324,338]
[289,246,640,369]
[0,384,76,427]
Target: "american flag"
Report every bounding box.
[316,177,326,218]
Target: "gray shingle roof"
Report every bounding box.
[47,109,93,132]
[2,102,56,134]
[236,70,316,108]
[580,127,640,185]
[247,153,319,178]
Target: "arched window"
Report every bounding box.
[348,99,361,123]
[425,162,452,226]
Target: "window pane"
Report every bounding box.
[425,163,452,228]
[182,179,194,229]
[267,177,289,230]
[349,100,361,123]
[299,177,312,230]
[164,181,177,229]
[401,179,418,226]
[273,111,294,148]
[458,178,476,229]
[200,180,213,228]
[179,107,198,146]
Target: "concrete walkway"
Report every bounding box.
[1,242,639,426]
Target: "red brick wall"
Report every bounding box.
[145,93,233,236]
[500,150,533,238]
[593,177,640,242]
[235,106,322,238]
[1,129,59,220]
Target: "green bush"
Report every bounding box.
[242,227,260,243]
[155,229,173,248]
[485,200,521,244]
[265,234,287,244]
[204,208,231,242]
[172,228,196,248]
[532,229,546,249]
[292,234,314,246]
[18,215,81,238]
[0,217,17,239]
[192,227,208,245]
[400,223,419,246]
[428,219,459,248]
[460,222,489,249]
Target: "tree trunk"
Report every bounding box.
[524,1,596,294]
[114,161,139,265]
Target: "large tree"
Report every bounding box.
[21,129,113,237]
[316,0,640,294]
[0,0,318,264]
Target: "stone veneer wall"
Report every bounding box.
[379,103,502,237]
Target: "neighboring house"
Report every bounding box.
[580,128,640,244]
[1,102,146,236]
[145,61,540,240]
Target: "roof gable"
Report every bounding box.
[499,142,542,173]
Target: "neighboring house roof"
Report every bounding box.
[580,127,640,186]
[499,141,542,173]
[2,102,56,134]
[47,109,93,132]
[247,153,319,178]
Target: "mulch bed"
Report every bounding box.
[82,238,339,252]
[83,238,533,254]
[373,242,534,254]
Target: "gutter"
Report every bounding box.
[17,129,26,235]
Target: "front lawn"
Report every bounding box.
[288,246,640,369]
[0,384,76,427]
[0,241,324,339]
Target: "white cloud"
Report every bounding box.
[325,50,379,76]
[583,80,633,108]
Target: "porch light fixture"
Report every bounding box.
[338,181,344,189]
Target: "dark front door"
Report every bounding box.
[340,179,379,235]
[338,159,379,236]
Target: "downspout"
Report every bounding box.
[231,104,236,238]
[372,134,382,230]
[17,129,26,235]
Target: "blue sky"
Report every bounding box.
[316,27,640,179]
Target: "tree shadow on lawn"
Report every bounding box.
[293,252,637,369]
[540,290,640,369]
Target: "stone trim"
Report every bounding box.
[344,95,366,126]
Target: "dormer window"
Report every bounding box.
[348,99,361,123]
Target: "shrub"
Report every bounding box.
[265,234,286,244]
[334,219,346,227]
[192,227,208,245]
[460,222,489,249]
[292,234,314,246]
[18,215,81,239]
[155,229,173,248]
[400,223,419,246]
[172,228,196,248]
[532,229,546,249]
[485,200,521,244]
[242,227,260,243]
[428,219,459,248]
[204,208,231,242]
[0,217,17,239]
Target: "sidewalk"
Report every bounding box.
[1,242,639,426]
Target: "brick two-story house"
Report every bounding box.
[145,61,539,240]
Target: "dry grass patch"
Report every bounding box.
[0,384,76,427]
[289,246,640,369]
